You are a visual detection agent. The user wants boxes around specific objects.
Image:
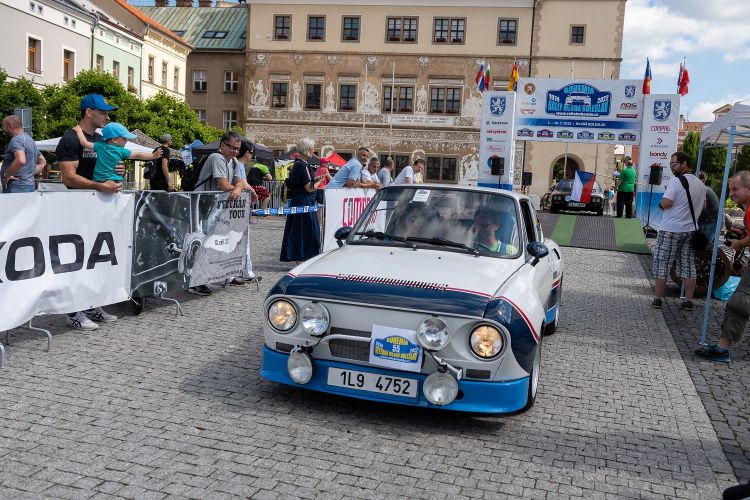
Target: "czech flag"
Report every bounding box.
[572,170,596,203]
[642,58,652,95]
[507,60,519,91]
[677,61,690,96]
[475,61,486,91]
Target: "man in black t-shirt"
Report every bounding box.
[149,133,173,191]
[55,93,122,330]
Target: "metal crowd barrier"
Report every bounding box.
[261,180,285,209]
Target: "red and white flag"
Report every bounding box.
[677,60,690,96]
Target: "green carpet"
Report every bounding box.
[549,214,576,246]
[613,217,651,254]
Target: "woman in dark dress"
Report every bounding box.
[279,137,321,264]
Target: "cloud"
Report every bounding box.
[688,94,750,122]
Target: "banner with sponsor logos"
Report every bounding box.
[322,188,378,252]
[514,78,644,144]
[636,94,681,228]
[479,91,516,190]
[0,192,134,331]
[130,191,250,298]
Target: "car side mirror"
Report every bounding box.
[527,242,549,267]
[334,226,352,247]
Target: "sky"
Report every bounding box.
[621,0,750,122]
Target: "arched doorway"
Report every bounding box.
[551,155,582,187]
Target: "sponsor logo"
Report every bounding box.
[597,132,615,140]
[520,108,536,115]
[517,128,534,137]
[625,85,636,98]
[649,151,668,158]
[618,132,636,142]
[521,97,537,106]
[490,96,506,117]
[537,129,554,138]
[546,83,611,117]
[485,145,506,153]
[524,82,536,94]
[557,130,574,139]
[577,131,594,140]
[486,129,507,135]
[653,100,672,121]
[485,121,509,127]
[657,137,663,144]
[616,113,639,118]
[620,102,638,109]
[341,197,373,227]
[373,335,420,364]
[650,125,671,133]
[0,232,118,283]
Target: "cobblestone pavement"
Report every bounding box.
[0,218,739,499]
[638,254,750,483]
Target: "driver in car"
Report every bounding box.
[474,207,518,255]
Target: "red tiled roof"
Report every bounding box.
[110,0,192,48]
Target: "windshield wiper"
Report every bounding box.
[353,230,417,250]
[406,236,479,256]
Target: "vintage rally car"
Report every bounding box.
[557,130,574,139]
[618,132,637,142]
[536,129,554,138]
[597,131,615,141]
[577,131,594,140]
[549,178,606,215]
[517,128,534,138]
[260,185,564,413]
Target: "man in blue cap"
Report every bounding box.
[55,94,125,330]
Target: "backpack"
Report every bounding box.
[181,155,212,191]
[143,160,156,179]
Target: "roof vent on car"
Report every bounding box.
[336,274,448,291]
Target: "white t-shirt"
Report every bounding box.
[392,165,415,185]
[660,173,707,233]
[360,169,380,184]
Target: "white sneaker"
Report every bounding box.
[66,312,99,330]
[84,307,118,323]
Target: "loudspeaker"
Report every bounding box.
[648,164,663,185]
[522,172,533,186]
[489,156,505,176]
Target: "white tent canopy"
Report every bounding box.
[36,131,155,155]
[700,102,750,147]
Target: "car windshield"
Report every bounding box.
[349,186,522,258]
[555,179,603,193]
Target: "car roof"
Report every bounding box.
[383,183,528,202]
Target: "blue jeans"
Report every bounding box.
[4,183,35,193]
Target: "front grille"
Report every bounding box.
[336,274,448,291]
[275,342,294,353]
[328,338,370,361]
[465,369,491,380]
[330,327,371,338]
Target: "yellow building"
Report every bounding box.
[244,0,625,193]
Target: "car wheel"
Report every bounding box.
[520,343,542,412]
[129,297,144,316]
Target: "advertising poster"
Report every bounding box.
[636,94,681,229]
[0,192,134,331]
[478,91,516,190]
[322,188,378,252]
[131,191,250,298]
[514,78,644,144]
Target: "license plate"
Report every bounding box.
[568,202,585,207]
[327,368,418,398]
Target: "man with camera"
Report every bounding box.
[696,170,750,363]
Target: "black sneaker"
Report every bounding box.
[187,285,212,296]
[228,278,245,286]
[695,344,731,363]
[651,298,663,309]
[680,300,694,311]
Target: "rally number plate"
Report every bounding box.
[327,368,418,398]
[568,202,585,207]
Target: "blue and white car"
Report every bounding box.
[577,131,594,140]
[260,185,564,414]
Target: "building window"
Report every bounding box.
[63,16,69,25]
[173,67,179,91]
[386,17,418,43]
[570,25,585,44]
[112,60,120,80]
[271,82,288,108]
[173,30,186,37]
[426,157,457,183]
[95,54,104,72]
[305,83,322,110]
[342,16,360,41]
[498,19,518,45]
[383,85,414,113]
[192,69,207,92]
[29,2,35,12]
[339,84,356,111]
[430,87,461,114]
[202,31,228,39]
[161,62,168,87]
[224,70,239,93]
[71,19,75,28]
[196,109,206,124]
[63,50,74,81]
[222,110,237,130]
[307,16,325,41]
[127,66,135,89]
[27,37,41,74]
[274,15,291,40]
[148,56,154,83]
[433,18,464,44]
[37,5,43,14]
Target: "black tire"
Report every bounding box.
[597,209,603,216]
[129,297,144,316]
[520,343,542,412]
[550,207,560,214]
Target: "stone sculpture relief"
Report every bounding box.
[360,83,380,113]
[459,154,479,185]
[462,89,482,121]
[253,53,268,68]
[326,54,338,65]
[250,80,269,108]
[324,82,336,113]
[417,56,431,69]
[290,82,302,111]
[293,54,304,65]
[416,85,428,115]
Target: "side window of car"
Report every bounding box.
[519,200,537,243]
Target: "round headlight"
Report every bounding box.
[268,300,297,332]
[423,371,459,405]
[470,325,504,358]
[416,316,450,351]
[287,348,313,384]
[300,302,330,336]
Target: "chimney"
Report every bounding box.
[154,0,167,6]
[175,0,191,6]
[198,0,211,6]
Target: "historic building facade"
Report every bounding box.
[244,0,625,193]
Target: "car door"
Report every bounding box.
[520,200,553,307]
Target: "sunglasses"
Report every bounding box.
[222,142,240,152]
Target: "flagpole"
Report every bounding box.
[362,61,368,143]
[389,61,395,156]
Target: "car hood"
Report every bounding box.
[282,244,525,317]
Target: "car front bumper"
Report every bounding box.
[261,346,530,414]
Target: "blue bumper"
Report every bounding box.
[261,346,529,414]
